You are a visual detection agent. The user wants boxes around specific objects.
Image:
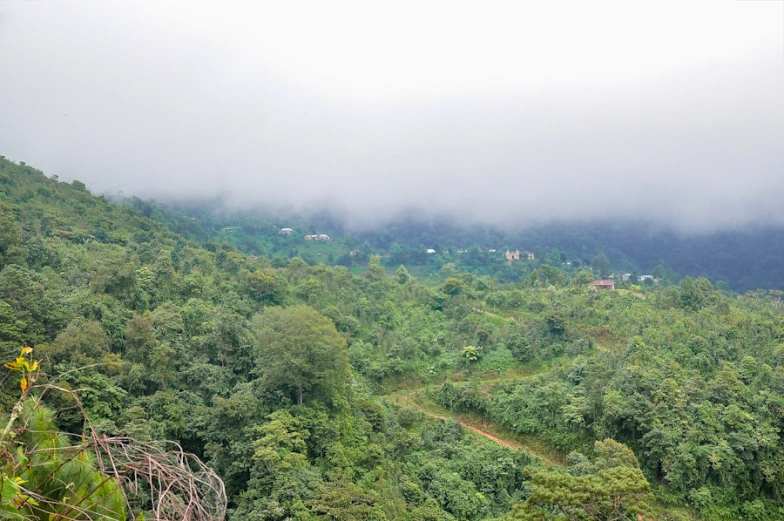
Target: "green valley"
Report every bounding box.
[2,158,784,520]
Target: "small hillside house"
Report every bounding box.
[304,234,330,241]
[588,280,616,290]
[279,228,294,234]
[506,250,535,262]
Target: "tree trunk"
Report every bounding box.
[297,385,303,405]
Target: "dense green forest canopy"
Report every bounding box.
[2,157,784,520]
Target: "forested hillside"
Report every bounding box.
[125,198,784,292]
[3,158,784,520]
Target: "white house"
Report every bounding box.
[279,228,294,234]
[426,248,436,254]
[304,234,330,241]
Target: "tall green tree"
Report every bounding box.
[253,306,350,406]
[591,252,611,278]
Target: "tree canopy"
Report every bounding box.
[253,305,350,406]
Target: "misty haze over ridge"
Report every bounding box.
[1,0,783,232]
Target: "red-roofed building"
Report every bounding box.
[588,280,616,290]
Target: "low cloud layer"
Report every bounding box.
[1,1,783,231]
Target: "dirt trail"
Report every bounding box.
[459,422,521,451]
[386,389,564,466]
[383,363,573,466]
[405,405,520,451]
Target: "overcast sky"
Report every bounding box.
[1,0,783,230]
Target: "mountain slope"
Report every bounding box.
[3,158,784,520]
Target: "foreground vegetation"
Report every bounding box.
[2,158,784,519]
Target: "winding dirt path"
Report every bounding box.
[457,421,521,450]
[404,403,520,450]
[386,389,564,466]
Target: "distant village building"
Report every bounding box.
[304,234,330,241]
[426,248,436,254]
[621,273,631,281]
[488,249,497,253]
[279,228,294,234]
[505,250,534,262]
[588,280,616,290]
[639,275,654,282]
[349,249,360,256]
